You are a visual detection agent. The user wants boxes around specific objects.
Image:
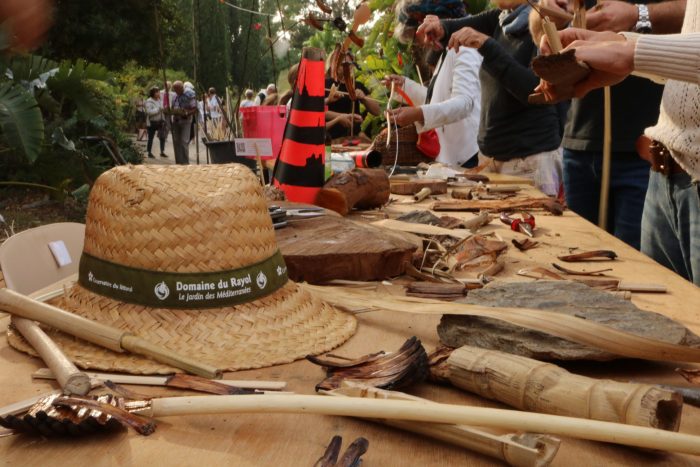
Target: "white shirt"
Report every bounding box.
[208,95,221,119]
[402,48,482,167]
[240,100,256,109]
[145,97,163,125]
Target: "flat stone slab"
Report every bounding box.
[438,281,700,361]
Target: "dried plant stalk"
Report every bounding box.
[323,382,560,467]
[302,284,700,363]
[432,346,682,430]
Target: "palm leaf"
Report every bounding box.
[0,83,44,163]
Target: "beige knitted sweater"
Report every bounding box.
[632,0,700,179]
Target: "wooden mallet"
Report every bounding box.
[0,288,222,379]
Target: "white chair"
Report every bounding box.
[0,222,85,294]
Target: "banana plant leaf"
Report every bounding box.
[0,83,44,163]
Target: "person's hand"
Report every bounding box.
[415,15,445,50]
[0,0,52,51]
[387,106,424,126]
[354,88,367,101]
[448,27,489,52]
[586,0,639,32]
[539,28,622,55]
[537,0,571,29]
[326,86,342,104]
[535,36,636,99]
[337,113,363,128]
[383,74,406,90]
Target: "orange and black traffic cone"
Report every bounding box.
[271,48,326,204]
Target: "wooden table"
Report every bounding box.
[2,176,700,466]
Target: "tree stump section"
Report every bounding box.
[275,215,420,284]
[317,168,389,216]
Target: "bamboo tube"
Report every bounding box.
[31,368,287,390]
[433,346,682,430]
[12,317,91,396]
[0,288,221,379]
[303,285,700,363]
[413,187,431,202]
[323,382,561,467]
[140,394,700,455]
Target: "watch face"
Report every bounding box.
[638,26,652,33]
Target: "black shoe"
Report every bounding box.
[147,153,156,158]
[160,153,168,158]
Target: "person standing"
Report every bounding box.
[159,81,177,158]
[240,89,256,109]
[385,0,482,168]
[208,87,222,123]
[170,80,197,165]
[145,87,166,159]
[528,0,683,249]
[417,1,563,196]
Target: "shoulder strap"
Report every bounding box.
[425,50,448,105]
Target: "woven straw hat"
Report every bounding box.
[8,164,356,374]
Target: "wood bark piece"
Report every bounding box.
[323,382,561,467]
[433,198,564,215]
[306,336,428,391]
[558,250,618,262]
[317,168,389,216]
[390,179,447,195]
[529,49,591,104]
[371,218,473,239]
[303,284,700,363]
[406,282,467,301]
[275,215,419,283]
[431,346,683,430]
[140,394,700,455]
[438,281,700,361]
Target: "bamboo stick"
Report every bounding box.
[433,346,682,430]
[598,85,612,229]
[0,288,221,379]
[413,187,431,202]
[542,18,563,53]
[140,394,700,455]
[12,317,91,396]
[302,285,700,363]
[323,382,561,467]
[32,368,287,390]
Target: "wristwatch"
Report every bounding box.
[634,4,652,33]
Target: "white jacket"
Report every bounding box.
[402,48,482,167]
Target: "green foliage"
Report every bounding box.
[0,83,44,163]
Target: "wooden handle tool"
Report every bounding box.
[324,382,560,467]
[137,394,700,455]
[11,317,91,396]
[0,288,222,379]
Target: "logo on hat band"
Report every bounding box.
[78,250,288,309]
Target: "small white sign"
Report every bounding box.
[233,138,274,158]
[48,240,72,267]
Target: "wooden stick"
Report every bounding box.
[31,368,286,390]
[323,382,560,467]
[538,5,574,22]
[254,142,266,186]
[386,81,395,148]
[598,85,612,229]
[542,17,563,53]
[0,288,221,379]
[142,394,700,455]
[12,317,91,396]
[434,346,682,430]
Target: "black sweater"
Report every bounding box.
[442,9,561,160]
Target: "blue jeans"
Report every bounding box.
[563,149,650,250]
[641,171,700,285]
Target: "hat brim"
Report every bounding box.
[8,281,357,374]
